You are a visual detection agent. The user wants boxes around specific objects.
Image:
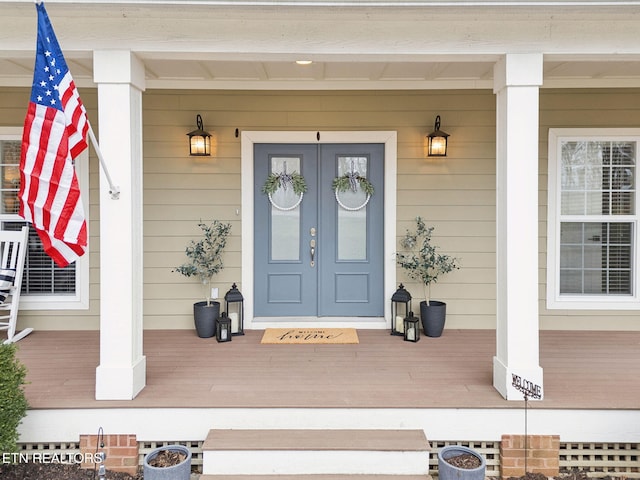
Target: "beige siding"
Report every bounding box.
[1,87,640,331]
[143,89,498,330]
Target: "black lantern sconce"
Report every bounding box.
[224,283,244,335]
[187,114,212,156]
[403,312,420,342]
[216,312,232,343]
[426,115,450,157]
[391,284,412,336]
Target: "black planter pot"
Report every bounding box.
[193,301,220,338]
[420,300,446,337]
[438,445,485,480]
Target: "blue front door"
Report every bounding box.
[254,143,384,318]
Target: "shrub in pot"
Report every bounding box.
[174,220,232,338]
[396,216,460,337]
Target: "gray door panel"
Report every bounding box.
[318,144,384,316]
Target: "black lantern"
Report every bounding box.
[216,312,232,343]
[427,115,449,157]
[391,284,412,336]
[187,114,211,156]
[224,283,244,335]
[403,312,420,342]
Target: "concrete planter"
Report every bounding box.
[438,445,486,480]
[143,444,192,480]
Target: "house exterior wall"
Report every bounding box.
[143,89,497,331]
[1,87,639,331]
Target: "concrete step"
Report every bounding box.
[202,429,430,476]
[200,476,433,480]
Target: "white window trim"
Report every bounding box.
[547,128,640,310]
[0,127,89,310]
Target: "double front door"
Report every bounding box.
[254,143,384,318]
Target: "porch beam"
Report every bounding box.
[94,50,146,400]
[492,53,544,400]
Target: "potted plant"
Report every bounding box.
[143,444,192,480]
[174,220,232,338]
[396,216,460,337]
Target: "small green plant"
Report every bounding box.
[396,216,460,305]
[332,173,375,196]
[174,220,232,305]
[262,171,307,196]
[0,343,28,457]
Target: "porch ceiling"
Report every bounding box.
[2,1,640,90]
[3,54,640,90]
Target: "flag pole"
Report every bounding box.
[88,124,120,200]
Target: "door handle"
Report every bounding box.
[310,239,316,267]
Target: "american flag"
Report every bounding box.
[19,2,88,268]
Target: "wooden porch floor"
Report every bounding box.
[14,329,640,410]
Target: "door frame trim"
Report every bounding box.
[241,131,397,330]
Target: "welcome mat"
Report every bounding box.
[260,328,359,344]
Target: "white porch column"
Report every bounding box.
[94,50,146,400]
[492,54,544,400]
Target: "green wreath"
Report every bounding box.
[262,171,307,196]
[332,173,375,196]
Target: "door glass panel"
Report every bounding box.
[337,156,368,260]
[270,156,301,261]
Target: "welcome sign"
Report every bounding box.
[510,372,543,400]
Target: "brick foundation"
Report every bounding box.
[79,434,139,476]
[500,434,560,480]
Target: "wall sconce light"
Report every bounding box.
[187,114,211,156]
[426,115,449,157]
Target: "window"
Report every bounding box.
[0,127,88,310]
[547,129,640,309]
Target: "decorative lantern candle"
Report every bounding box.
[404,313,420,342]
[391,284,412,336]
[216,312,232,343]
[224,283,244,335]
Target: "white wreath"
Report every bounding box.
[334,190,370,211]
[268,191,304,211]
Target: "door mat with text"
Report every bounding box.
[260,328,359,344]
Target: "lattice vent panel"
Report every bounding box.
[560,442,640,478]
[16,442,81,461]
